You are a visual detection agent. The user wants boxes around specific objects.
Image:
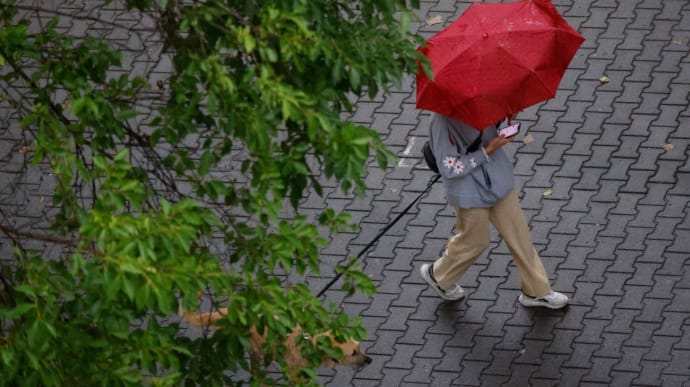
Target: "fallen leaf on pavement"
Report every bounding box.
[426,15,443,26]
[599,76,609,84]
[663,143,674,151]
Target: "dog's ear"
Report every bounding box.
[334,339,359,355]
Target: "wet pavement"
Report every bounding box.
[316,1,690,385]
[2,1,689,386]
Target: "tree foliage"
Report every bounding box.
[0,0,423,385]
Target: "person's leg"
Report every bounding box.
[432,205,491,290]
[489,190,551,297]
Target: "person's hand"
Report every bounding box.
[484,133,514,155]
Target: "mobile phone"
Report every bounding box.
[499,122,520,138]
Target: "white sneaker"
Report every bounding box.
[420,264,465,301]
[518,291,569,309]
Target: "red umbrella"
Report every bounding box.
[416,0,585,130]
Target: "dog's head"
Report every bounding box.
[321,338,373,369]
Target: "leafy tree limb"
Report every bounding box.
[0,0,425,384]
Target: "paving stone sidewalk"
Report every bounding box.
[1,1,689,386]
[316,1,690,386]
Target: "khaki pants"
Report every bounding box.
[432,190,551,297]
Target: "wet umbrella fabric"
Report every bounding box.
[416,0,585,130]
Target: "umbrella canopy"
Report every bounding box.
[416,0,585,130]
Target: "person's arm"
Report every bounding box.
[434,147,490,180]
[430,118,490,180]
[483,134,513,155]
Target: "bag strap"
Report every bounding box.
[447,128,482,155]
[466,132,483,153]
[447,119,504,153]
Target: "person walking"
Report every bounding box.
[420,112,568,309]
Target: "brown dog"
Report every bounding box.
[179,304,372,378]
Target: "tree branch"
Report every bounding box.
[0,223,80,248]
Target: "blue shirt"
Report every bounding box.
[429,113,515,208]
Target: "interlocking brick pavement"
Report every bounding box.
[2,0,689,386]
[318,1,690,386]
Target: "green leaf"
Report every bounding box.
[238,26,256,53]
[25,351,40,370]
[198,151,213,176]
[349,67,361,90]
[122,275,136,300]
[420,56,434,81]
[6,303,34,319]
[1,349,14,367]
[13,285,36,297]
[263,47,278,62]
[116,108,137,120]
[119,261,141,274]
